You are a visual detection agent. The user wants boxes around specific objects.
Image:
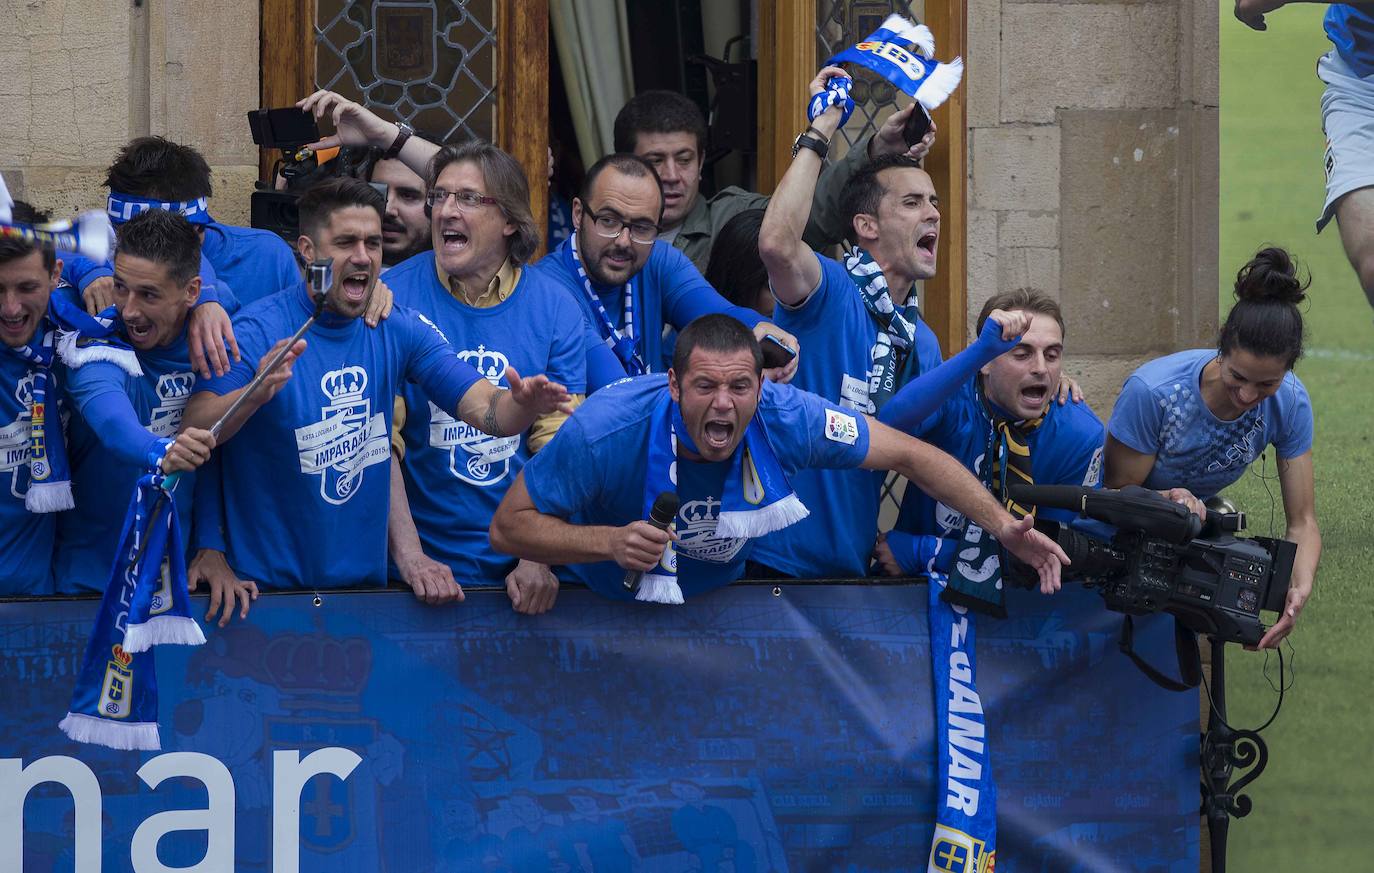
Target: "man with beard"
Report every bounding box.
[749,65,947,580]
[490,315,1068,603]
[54,209,219,593]
[528,153,799,380]
[872,290,1105,604]
[369,154,432,266]
[613,87,935,272]
[183,178,573,596]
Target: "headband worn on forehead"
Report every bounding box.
[107,192,213,226]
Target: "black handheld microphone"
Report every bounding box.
[623,492,680,592]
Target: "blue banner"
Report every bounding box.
[1,585,1198,872]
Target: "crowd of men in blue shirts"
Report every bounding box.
[0,66,1318,647]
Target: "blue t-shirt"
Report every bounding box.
[751,254,943,577]
[1108,349,1313,501]
[1327,5,1374,78]
[895,378,1106,537]
[383,253,588,584]
[199,221,300,306]
[56,328,198,592]
[529,237,765,380]
[195,282,483,589]
[0,352,56,594]
[522,374,871,599]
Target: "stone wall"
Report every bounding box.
[0,0,259,226]
[965,0,1219,419]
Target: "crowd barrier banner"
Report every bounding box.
[1,583,1198,872]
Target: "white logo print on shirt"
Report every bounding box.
[148,371,195,437]
[0,373,36,499]
[294,365,390,505]
[427,345,520,487]
[675,497,748,564]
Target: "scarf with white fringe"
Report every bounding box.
[636,391,806,604]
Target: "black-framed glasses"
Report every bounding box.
[586,211,658,245]
[426,189,498,212]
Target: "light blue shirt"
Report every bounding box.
[1108,348,1313,500]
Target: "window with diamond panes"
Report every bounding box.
[816,0,928,530]
[315,0,497,143]
[816,0,927,159]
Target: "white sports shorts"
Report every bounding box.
[1318,49,1374,231]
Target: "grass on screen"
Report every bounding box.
[1219,5,1374,867]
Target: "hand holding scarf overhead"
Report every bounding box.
[818,14,963,124]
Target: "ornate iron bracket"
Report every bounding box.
[1199,637,1271,873]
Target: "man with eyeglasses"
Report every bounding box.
[529,153,800,381]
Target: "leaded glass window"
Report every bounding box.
[315,0,497,143]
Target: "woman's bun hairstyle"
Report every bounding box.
[1219,246,1308,370]
[1233,246,1309,307]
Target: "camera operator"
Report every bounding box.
[1105,247,1320,648]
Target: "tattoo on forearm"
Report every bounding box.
[482,392,506,437]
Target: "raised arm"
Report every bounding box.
[183,337,307,443]
[298,90,440,180]
[758,66,849,306]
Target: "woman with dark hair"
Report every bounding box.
[1105,246,1320,648]
[703,209,771,316]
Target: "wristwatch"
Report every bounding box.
[383,121,414,159]
[791,129,829,161]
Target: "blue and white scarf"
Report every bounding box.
[107,191,213,226]
[59,461,204,751]
[564,233,646,376]
[844,246,921,413]
[0,290,140,511]
[926,572,998,873]
[821,14,963,116]
[637,392,807,604]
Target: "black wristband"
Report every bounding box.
[383,122,413,160]
[791,131,829,161]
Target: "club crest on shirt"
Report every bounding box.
[675,497,748,563]
[148,371,195,437]
[0,373,37,498]
[428,345,520,487]
[294,365,390,505]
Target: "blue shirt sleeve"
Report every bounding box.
[59,251,113,293]
[1274,377,1314,459]
[585,327,628,392]
[523,414,600,517]
[402,310,483,415]
[653,243,766,331]
[545,300,589,394]
[195,309,271,396]
[771,253,846,333]
[762,383,870,471]
[66,362,164,467]
[1106,374,1164,455]
[880,317,1016,434]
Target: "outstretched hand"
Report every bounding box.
[506,366,574,416]
[871,104,938,163]
[997,515,1069,594]
[1235,0,1287,30]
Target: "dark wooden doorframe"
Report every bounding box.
[757,0,968,355]
[258,0,548,256]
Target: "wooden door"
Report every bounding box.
[260,0,548,254]
[757,0,967,355]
